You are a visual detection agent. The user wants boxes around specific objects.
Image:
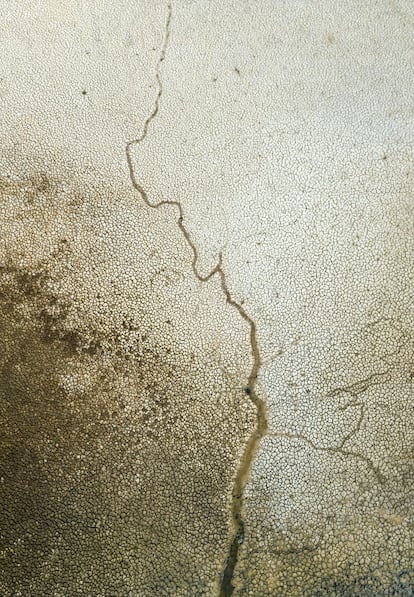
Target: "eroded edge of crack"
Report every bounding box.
[124,3,268,595]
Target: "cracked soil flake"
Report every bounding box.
[1,1,414,596]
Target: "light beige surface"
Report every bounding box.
[0,1,413,595]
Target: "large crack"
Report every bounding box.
[125,2,268,595]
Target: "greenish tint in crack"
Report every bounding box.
[125,2,269,594]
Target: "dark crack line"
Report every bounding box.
[268,431,385,484]
[269,538,322,557]
[125,3,268,595]
[326,370,391,400]
[267,371,390,485]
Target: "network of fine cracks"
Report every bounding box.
[125,2,268,595]
[269,371,392,485]
[124,1,397,592]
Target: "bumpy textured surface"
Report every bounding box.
[1,1,413,596]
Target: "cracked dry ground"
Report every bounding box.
[0,157,256,595]
[1,1,414,596]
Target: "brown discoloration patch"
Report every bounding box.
[0,162,255,595]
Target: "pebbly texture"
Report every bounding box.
[1,1,414,596]
[131,0,414,594]
[0,2,257,594]
[0,155,255,595]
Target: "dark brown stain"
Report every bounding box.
[313,568,414,596]
[0,164,255,595]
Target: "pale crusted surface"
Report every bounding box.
[131,0,414,594]
[1,1,414,595]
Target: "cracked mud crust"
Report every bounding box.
[0,159,256,594]
[1,0,414,595]
[125,5,268,593]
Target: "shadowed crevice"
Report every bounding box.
[125,2,268,594]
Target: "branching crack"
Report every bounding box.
[328,370,391,451]
[269,371,390,485]
[125,3,268,595]
[268,430,385,484]
[326,370,391,401]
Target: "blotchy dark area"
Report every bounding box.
[0,168,255,595]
